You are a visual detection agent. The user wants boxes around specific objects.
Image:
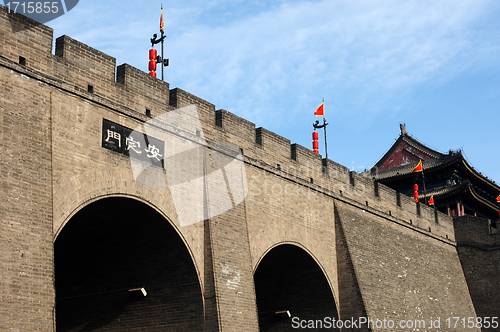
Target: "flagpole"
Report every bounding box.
[323,116,328,160]
[322,98,328,160]
[313,98,328,160]
[161,33,164,81]
[421,165,428,205]
[160,5,165,81]
[413,160,428,204]
[151,5,169,81]
[497,195,500,221]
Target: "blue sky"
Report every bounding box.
[47,0,500,183]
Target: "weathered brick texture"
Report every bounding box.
[454,216,500,332]
[0,10,55,329]
[335,201,478,331]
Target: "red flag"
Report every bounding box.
[160,7,164,32]
[314,102,324,116]
[428,195,434,206]
[413,159,423,172]
[497,194,500,203]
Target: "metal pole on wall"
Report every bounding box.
[323,117,328,161]
[421,167,428,205]
[161,30,164,81]
[150,5,169,81]
[313,99,328,160]
[160,4,165,81]
[496,195,500,226]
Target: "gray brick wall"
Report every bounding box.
[454,216,500,331]
[0,58,54,331]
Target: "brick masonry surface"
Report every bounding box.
[0,6,497,331]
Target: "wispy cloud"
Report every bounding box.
[154,0,498,128]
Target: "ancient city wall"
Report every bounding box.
[0,5,485,331]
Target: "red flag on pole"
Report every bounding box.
[160,6,164,32]
[497,194,500,203]
[413,159,423,172]
[428,195,434,206]
[314,102,324,116]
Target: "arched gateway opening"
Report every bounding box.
[54,197,203,331]
[254,244,339,331]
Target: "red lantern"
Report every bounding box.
[413,184,419,202]
[149,49,158,77]
[149,60,157,72]
[312,130,319,153]
[149,48,157,61]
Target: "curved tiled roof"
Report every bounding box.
[371,151,462,180]
[373,133,448,170]
[419,180,470,199]
[419,180,499,214]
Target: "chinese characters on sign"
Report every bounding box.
[102,119,164,168]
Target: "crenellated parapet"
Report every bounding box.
[116,63,171,118]
[169,88,215,125]
[55,35,116,85]
[454,215,499,249]
[0,5,53,72]
[256,127,291,160]
[215,109,255,141]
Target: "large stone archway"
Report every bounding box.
[254,244,339,331]
[54,196,204,331]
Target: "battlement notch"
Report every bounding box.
[116,64,170,118]
[0,5,53,73]
[215,109,256,142]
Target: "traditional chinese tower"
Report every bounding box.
[369,124,500,221]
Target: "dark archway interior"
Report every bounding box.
[254,244,339,332]
[55,197,203,331]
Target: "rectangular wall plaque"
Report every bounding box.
[102,119,164,168]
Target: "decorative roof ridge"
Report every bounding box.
[372,128,452,170]
[373,152,464,180]
[461,158,500,191]
[401,134,447,159]
[468,185,500,212]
